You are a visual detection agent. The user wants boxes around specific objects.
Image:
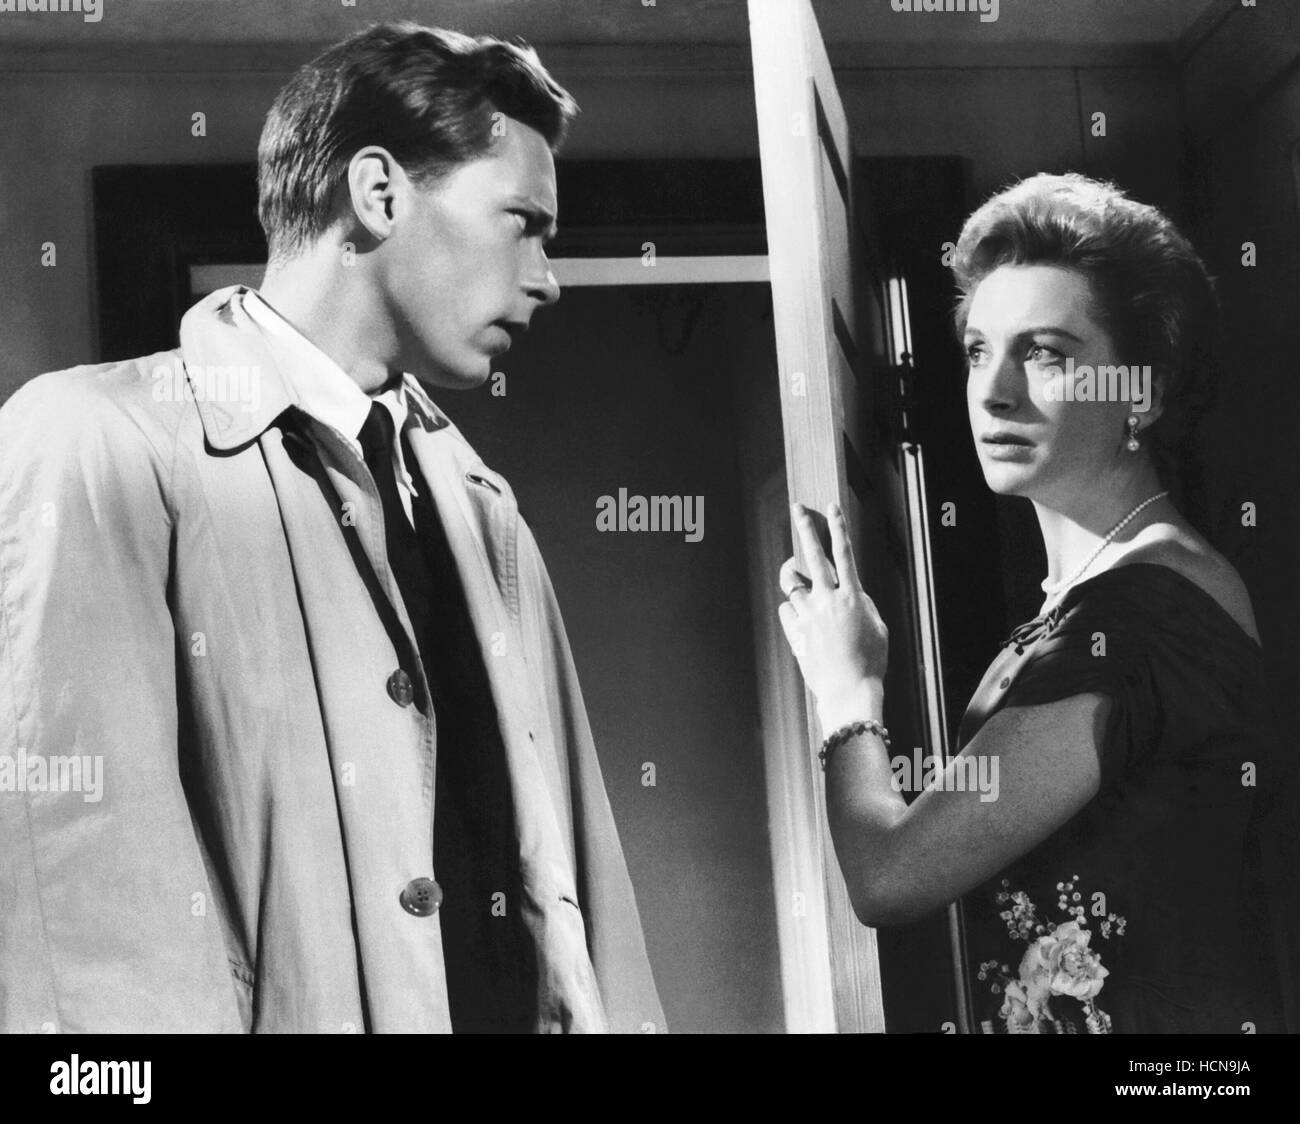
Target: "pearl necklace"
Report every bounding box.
[1040,490,1169,598]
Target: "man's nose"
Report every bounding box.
[526,252,561,307]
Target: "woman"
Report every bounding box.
[778,172,1297,1033]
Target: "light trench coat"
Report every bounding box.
[0,286,664,1033]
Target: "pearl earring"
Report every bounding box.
[1125,415,1141,453]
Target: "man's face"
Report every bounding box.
[381,118,561,389]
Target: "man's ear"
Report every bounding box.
[346,146,401,243]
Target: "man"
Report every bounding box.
[0,22,664,1033]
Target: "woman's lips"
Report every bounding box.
[981,440,1034,461]
[981,433,1034,446]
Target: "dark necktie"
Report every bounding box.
[355,396,534,1031]
[357,400,434,656]
[357,399,413,538]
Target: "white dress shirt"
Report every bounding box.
[243,289,421,528]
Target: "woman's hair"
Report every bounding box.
[258,22,578,263]
[949,172,1221,509]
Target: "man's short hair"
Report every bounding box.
[257,21,579,262]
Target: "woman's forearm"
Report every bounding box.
[817,678,910,924]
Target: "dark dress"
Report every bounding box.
[956,562,1296,1033]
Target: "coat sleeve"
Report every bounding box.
[514,517,668,1033]
[0,368,241,1032]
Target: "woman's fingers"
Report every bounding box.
[827,501,862,591]
[778,556,812,604]
[777,599,802,652]
[776,502,890,704]
[791,504,837,589]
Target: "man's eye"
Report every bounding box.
[508,210,530,233]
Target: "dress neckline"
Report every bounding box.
[1004,562,1263,653]
[1077,562,1262,650]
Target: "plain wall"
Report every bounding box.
[1180,34,1300,754]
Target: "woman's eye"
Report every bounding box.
[1028,343,1063,365]
[508,210,529,233]
[965,343,987,366]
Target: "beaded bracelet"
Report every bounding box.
[818,720,891,771]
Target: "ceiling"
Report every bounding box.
[0,0,1225,48]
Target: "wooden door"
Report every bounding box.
[748,0,962,1033]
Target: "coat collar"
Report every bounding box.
[178,285,452,451]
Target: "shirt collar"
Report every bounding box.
[177,284,451,452]
[243,289,426,453]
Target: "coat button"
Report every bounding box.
[387,669,414,707]
[999,677,1011,689]
[400,877,443,917]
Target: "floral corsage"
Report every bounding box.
[978,874,1125,1034]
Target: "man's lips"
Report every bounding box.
[494,320,528,341]
[486,321,525,354]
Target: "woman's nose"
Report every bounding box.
[974,350,1021,413]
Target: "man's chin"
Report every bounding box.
[412,359,492,391]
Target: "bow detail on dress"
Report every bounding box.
[1000,604,1064,655]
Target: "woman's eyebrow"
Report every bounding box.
[1020,325,1085,343]
[964,325,1086,344]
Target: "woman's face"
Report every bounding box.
[963,263,1150,507]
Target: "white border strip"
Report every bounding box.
[190,256,770,297]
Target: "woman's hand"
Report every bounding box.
[778,501,889,730]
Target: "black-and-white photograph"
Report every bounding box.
[1,0,1298,1097]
